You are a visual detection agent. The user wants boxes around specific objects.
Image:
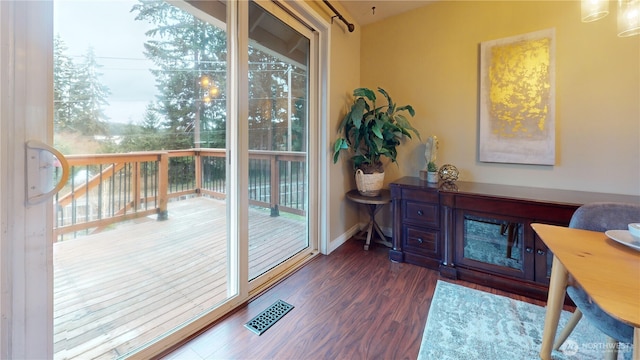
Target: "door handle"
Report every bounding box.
[25,140,69,205]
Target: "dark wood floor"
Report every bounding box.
[161,237,552,360]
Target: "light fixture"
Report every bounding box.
[198,74,219,104]
[199,75,210,89]
[582,0,610,22]
[617,0,640,37]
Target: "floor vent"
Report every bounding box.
[244,299,294,335]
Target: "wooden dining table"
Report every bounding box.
[531,223,640,360]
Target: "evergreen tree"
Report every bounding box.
[70,46,110,136]
[132,0,307,152]
[247,51,307,152]
[53,35,77,132]
[107,104,164,153]
[132,0,227,150]
[141,104,161,132]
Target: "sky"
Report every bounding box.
[54,0,158,124]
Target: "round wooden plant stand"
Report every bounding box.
[346,189,392,250]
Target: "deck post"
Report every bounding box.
[194,149,202,194]
[157,152,169,220]
[270,155,279,217]
[132,161,140,211]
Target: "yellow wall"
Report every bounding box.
[360,1,640,195]
[315,0,639,250]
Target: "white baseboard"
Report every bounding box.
[326,222,393,254]
[326,224,360,254]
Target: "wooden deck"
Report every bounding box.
[53,197,307,359]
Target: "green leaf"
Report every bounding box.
[332,138,348,163]
[354,88,376,102]
[371,122,383,139]
[352,155,367,168]
[333,138,347,152]
[396,105,415,117]
[377,88,391,105]
[333,151,341,164]
[394,114,421,140]
[350,98,367,129]
[377,88,396,116]
[364,112,376,125]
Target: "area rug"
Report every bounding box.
[418,281,633,360]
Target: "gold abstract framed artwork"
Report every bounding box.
[479,28,556,165]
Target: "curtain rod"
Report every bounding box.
[322,0,355,32]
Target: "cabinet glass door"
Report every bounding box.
[457,213,526,278]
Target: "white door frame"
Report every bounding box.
[0,0,54,358]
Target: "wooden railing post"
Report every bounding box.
[158,152,169,220]
[132,161,141,211]
[270,154,279,217]
[194,149,202,194]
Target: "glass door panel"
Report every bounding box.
[247,1,310,280]
[52,1,231,358]
[462,214,524,270]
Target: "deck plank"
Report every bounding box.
[54,197,306,359]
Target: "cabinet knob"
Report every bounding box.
[536,249,546,256]
[417,237,424,244]
[417,210,424,216]
[525,247,533,253]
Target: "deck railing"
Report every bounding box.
[54,149,306,241]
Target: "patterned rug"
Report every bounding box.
[418,281,633,360]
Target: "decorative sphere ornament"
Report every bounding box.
[439,181,459,192]
[438,164,459,182]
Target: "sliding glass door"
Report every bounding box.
[52,1,234,358]
[0,0,319,358]
[246,1,312,283]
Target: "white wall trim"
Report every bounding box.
[328,222,393,254]
[327,224,360,254]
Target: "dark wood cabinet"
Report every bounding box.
[390,185,441,270]
[445,198,565,299]
[390,177,640,300]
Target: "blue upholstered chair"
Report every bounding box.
[553,202,640,359]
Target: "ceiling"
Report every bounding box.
[338,1,436,27]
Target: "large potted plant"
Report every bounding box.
[333,87,420,196]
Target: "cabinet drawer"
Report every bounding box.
[401,188,438,203]
[404,201,439,227]
[404,226,439,257]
